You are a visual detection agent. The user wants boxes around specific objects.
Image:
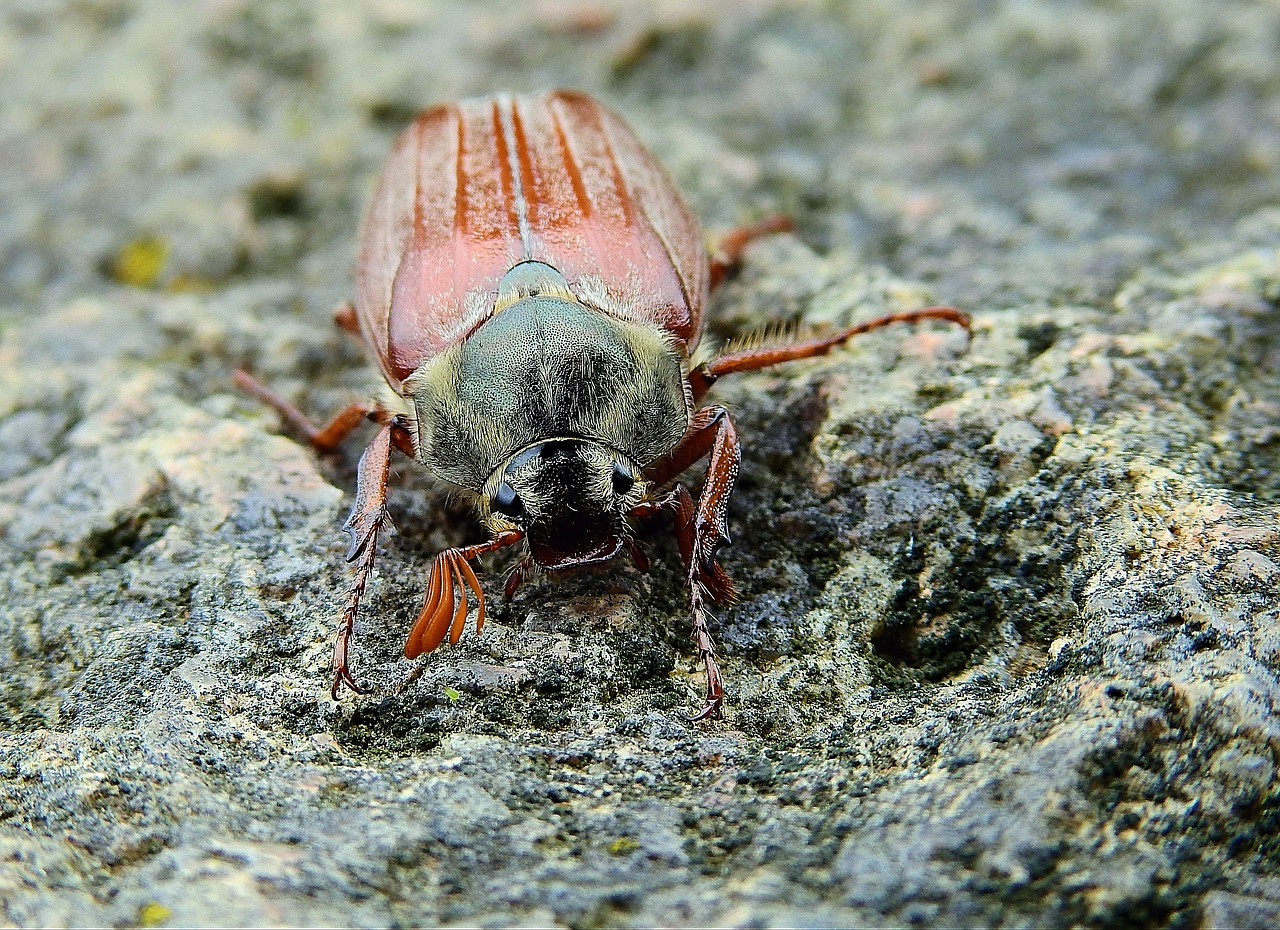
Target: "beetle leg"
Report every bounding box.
[666,483,727,721]
[644,405,739,600]
[634,485,726,718]
[709,214,794,291]
[233,369,375,454]
[333,529,376,697]
[503,556,536,601]
[333,302,360,336]
[624,538,651,574]
[677,409,741,716]
[640,405,743,720]
[688,306,971,402]
[331,424,394,697]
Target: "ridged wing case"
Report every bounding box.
[353,90,710,385]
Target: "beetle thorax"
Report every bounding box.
[402,281,690,492]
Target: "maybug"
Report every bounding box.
[236,90,969,720]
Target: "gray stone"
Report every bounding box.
[2,1,1279,927]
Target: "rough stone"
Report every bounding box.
[2,1,1279,927]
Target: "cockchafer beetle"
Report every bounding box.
[235,90,969,720]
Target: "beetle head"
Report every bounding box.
[482,439,646,570]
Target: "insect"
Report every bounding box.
[235,90,969,720]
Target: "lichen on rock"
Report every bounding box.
[2,1,1279,927]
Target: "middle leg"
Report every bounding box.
[233,369,373,453]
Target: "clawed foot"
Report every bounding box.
[330,663,368,700]
[687,691,724,722]
[685,634,725,722]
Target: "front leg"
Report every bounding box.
[669,484,728,722]
[234,369,417,697]
[645,405,740,604]
[332,412,419,697]
[641,405,743,720]
[331,424,393,697]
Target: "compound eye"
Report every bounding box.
[611,460,635,496]
[492,481,525,521]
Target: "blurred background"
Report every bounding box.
[3,2,1280,927]
[4,0,1277,320]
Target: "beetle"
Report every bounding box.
[235,90,969,720]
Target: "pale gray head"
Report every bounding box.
[481,439,647,570]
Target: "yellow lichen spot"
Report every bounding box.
[137,902,173,927]
[608,836,640,856]
[112,236,169,288]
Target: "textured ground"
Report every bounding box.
[2,1,1279,927]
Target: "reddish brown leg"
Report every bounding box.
[624,539,651,574]
[688,306,971,402]
[709,214,794,291]
[647,406,740,594]
[333,302,360,335]
[233,369,373,453]
[331,424,393,696]
[503,555,536,601]
[235,367,420,696]
[660,484,727,721]
[638,405,744,720]
[330,415,422,696]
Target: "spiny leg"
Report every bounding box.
[639,405,744,720]
[670,484,727,722]
[331,424,394,697]
[689,306,971,402]
[644,405,740,604]
[237,365,380,695]
[236,368,419,696]
[709,215,794,291]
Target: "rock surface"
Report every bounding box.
[2,1,1279,927]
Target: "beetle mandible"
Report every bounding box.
[236,90,970,720]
